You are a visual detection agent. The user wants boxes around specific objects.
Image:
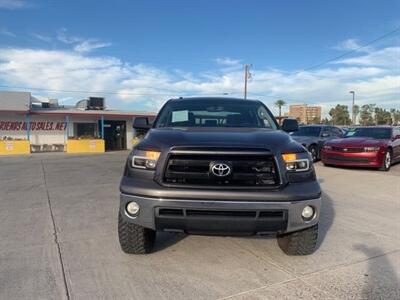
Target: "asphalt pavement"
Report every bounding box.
[0,151,399,299]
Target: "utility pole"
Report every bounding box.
[349,91,355,125]
[243,64,252,99]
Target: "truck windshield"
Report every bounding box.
[154,99,278,129]
[344,128,392,139]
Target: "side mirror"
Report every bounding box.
[133,117,151,129]
[281,119,299,132]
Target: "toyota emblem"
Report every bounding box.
[211,162,232,177]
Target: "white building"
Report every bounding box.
[0,91,155,152]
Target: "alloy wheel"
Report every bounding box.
[309,147,317,162]
[385,152,391,169]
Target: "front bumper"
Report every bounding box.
[119,193,321,234]
[321,150,384,167]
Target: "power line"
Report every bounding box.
[0,85,231,97]
[0,85,174,96]
[298,26,400,73]
[255,27,400,103]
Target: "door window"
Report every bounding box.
[321,128,331,137]
[332,127,343,137]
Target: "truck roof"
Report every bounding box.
[168,97,262,104]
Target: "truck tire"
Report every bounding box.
[277,224,318,255]
[118,212,156,254]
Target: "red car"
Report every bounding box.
[321,126,400,171]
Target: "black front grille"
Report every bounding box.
[158,208,285,219]
[156,207,288,234]
[332,146,364,153]
[163,150,280,188]
[186,210,257,218]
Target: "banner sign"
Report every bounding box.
[0,121,67,131]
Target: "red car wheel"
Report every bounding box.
[379,151,392,171]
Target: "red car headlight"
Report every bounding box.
[323,145,332,151]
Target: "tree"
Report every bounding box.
[374,107,392,125]
[321,117,331,125]
[359,104,375,125]
[274,100,286,122]
[311,116,321,124]
[391,109,400,125]
[329,105,350,125]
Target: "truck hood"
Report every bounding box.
[326,137,387,147]
[136,127,304,154]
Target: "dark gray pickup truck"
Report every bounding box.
[118,97,321,255]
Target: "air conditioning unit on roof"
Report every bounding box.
[88,97,105,110]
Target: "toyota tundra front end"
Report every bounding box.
[118,98,321,255]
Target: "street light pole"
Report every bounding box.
[349,91,355,125]
[243,64,252,99]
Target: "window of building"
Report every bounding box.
[75,123,97,138]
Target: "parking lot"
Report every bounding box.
[0,151,399,300]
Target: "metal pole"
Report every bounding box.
[25,113,30,141]
[132,117,136,139]
[352,92,355,124]
[244,64,248,100]
[350,91,355,125]
[101,115,104,139]
[65,116,69,142]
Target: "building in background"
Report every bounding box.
[0,91,155,154]
[285,104,322,124]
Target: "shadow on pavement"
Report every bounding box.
[153,232,187,252]
[354,244,399,300]
[316,191,335,250]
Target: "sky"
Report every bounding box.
[0,0,399,116]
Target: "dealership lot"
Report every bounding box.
[0,152,399,300]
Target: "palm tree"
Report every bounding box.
[274,100,286,123]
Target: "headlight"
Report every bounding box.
[364,147,380,152]
[132,150,160,170]
[323,145,332,150]
[282,153,310,172]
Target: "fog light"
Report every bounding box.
[126,202,140,216]
[301,205,315,221]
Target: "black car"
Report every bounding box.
[118,98,321,256]
[290,125,343,161]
